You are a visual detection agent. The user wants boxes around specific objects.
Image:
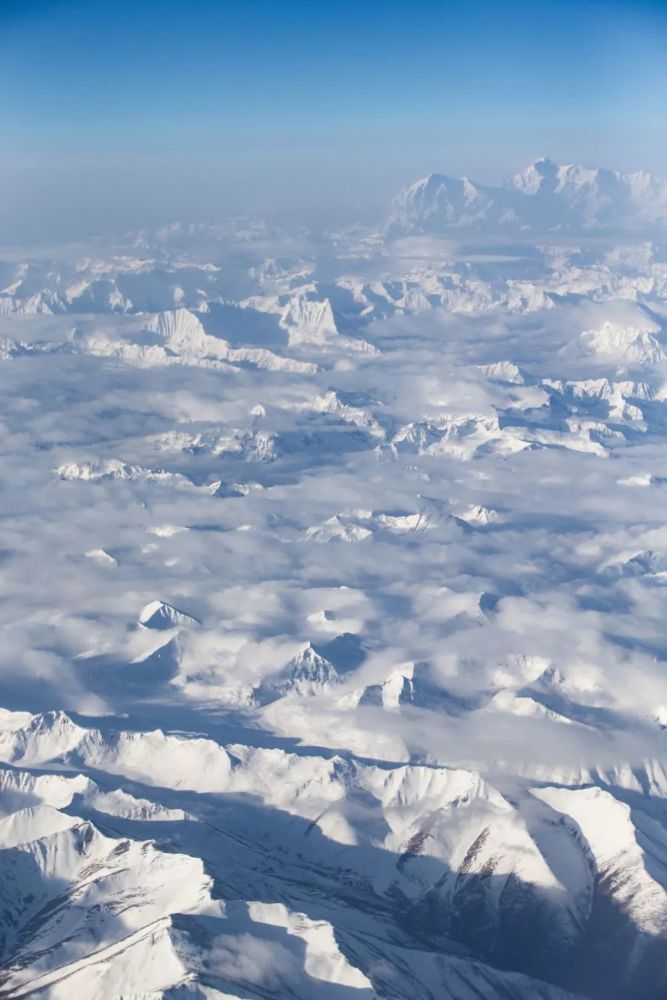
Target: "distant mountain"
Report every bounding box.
[388,158,667,233]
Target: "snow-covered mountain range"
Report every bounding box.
[1,166,667,997]
[389,158,667,233]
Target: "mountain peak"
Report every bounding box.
[388,160,667,234]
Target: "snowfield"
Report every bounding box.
[1,162,667,998]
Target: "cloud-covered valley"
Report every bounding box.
[1,166,667,997]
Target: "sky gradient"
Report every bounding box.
[2,0,667,239]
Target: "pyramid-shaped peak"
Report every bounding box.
[287,644,338,685]
[138,600,200,631]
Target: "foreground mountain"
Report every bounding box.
[1,708,666,998]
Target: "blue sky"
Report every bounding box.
[2,0,667,237]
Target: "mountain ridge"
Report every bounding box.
[388,158,667,234]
